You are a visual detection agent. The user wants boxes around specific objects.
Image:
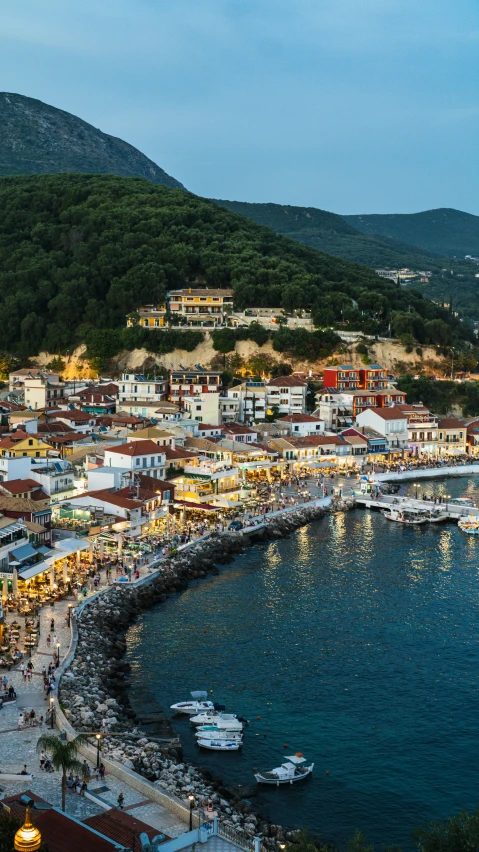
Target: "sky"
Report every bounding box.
[1,0,478,214]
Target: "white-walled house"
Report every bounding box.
[355,407,409,452]
[275,413,325,437]
[104,440,166,479]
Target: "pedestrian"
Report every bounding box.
[99,762,105,781]
[117,793,124,810]
[39,749,46,770]
[80,780,87,796]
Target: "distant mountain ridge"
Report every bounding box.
[214,199,440,269]
[0,92,183,188]
[344,208,479,258]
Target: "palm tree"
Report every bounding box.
[36,733,89,812]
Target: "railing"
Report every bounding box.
[218,821,256,852]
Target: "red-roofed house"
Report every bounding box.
[267,376,307,416]
[221,423,258,443]
[275,413,324,437]
[104,440,166,478]
[355,407,409,452]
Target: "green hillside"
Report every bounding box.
[0,173,470,357]
[215,199,437,269]
[344,208,479,258]
[0,92,183,188]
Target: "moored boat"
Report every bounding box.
[254,754,314,786]
[190,712,244,730]
[383,507,428,525]
[197,738,241,751]
[170,691,215,715]
[195,728,243,741]
[458,515,479,535]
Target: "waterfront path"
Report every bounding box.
[0,597,189,835]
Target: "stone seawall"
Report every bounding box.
[59,500,352,841]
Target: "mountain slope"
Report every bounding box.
[0,92,183,188]
[344,208,479,258]
[215,199,438,268]
[0,174,466,357]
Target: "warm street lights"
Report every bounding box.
[96,733,101,768]
[67,603,73,626]
[56,642,61,664]
[14,805,42,852]
[50,697,55,729]
[188,794,195,831]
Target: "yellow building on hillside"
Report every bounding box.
[0,431,53,458]
[127,304,167,329]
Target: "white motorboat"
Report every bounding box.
[170,691,215,715]
[383,507,428,525]
[195,728,243,742]
[458,515,479,535]
[197,738,242,751]
[190,712,243,730]
[254,754,314,786]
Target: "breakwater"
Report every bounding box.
[59,500,348,841]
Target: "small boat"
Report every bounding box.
[254,754,314,786]
[458,515,479,535]
[195,728,243,741]
[426,510,448,523]
[197,738,242,751]
[170,691,215,715]
[190,712,243,730]
[383,507,428,525]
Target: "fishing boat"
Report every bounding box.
[425,509,448,523]
[190,712,244,730]
[254,754,314,786]
[197,738,241,751]
[195,728,243,741]
[170,691,215,715]
[458,515,479,535]
[382,507,428,525]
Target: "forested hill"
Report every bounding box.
[0,173,470,357]
[215,199,437,269]
[344,208,479,258]
[0,93,182,189]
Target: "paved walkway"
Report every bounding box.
[0,597,186,836]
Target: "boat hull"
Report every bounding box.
[254,765,314,785]
[197,739,241,751]
[170,701,215,715]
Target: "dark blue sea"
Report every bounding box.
[126,477,479,849]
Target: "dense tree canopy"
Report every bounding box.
[0,173,472,356]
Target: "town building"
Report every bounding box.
[126,302,167,328]
[323,364,388,391]
[118,373,167,404]
[103,440,167,479]
[355,407,409,453]
[395,403,439,456]
[181,391,221,425]
[168,287,233,324]
[221,423,258,443]
[266,376,307,416]
[0,432,54,458]
[169,368,222,405]
[221,382,267,423]
[275,413,325,437]
[436,418,467,456]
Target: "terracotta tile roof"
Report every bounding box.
[1,791,116,852]
[0,478,42,495]
[106,440,165,456]
[37,421,73,435]
[0,495,50,512]
[359,406,408,420]
[197,423,222,431]
[164,446,199,460]
[276,413,323,423]
[51,410,94,422]
[84,808,165,852]
[268,376,307,387]
[137,474,175,493]
[222,422,257,434]
[49,432,91,444]
[82,489,143,510]
[437,417,465,429]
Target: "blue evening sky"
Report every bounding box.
[1,0,478,214]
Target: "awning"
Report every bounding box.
[174,500,219,512]
[10,544,37,562]
[18,561,50,581]
[37,545,54,556]
[50,538,90,558]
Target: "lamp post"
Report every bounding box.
[188,794,195,831]
[96,733,101,768]
[50,696,55,729]
[67,603,73,626]
[56,642,61,664]
[414,482,419,500]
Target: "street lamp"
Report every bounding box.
[67,603,73,626]
[50,696,55,729]
[96,733,101,768]
[414,482,419,500]
[56,642,61,664]
[188,794,195,831]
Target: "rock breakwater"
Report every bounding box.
[60,500,352,839]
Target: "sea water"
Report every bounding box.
[126,477,479,848]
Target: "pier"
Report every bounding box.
[354,493,478,519]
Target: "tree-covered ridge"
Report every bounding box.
[344,208,479,258]
[0,173,471,356]
[0,92,183,188]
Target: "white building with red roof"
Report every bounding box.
[104,440,166,478]
[267,376,307,416]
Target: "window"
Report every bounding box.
[28,439,33,446]
[135,458,141,466]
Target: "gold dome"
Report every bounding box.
[14,807,42,852]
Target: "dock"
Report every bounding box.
[354,494,479,519]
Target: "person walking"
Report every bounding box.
[117,793,124,810]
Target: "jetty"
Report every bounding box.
[354,493,478,519]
